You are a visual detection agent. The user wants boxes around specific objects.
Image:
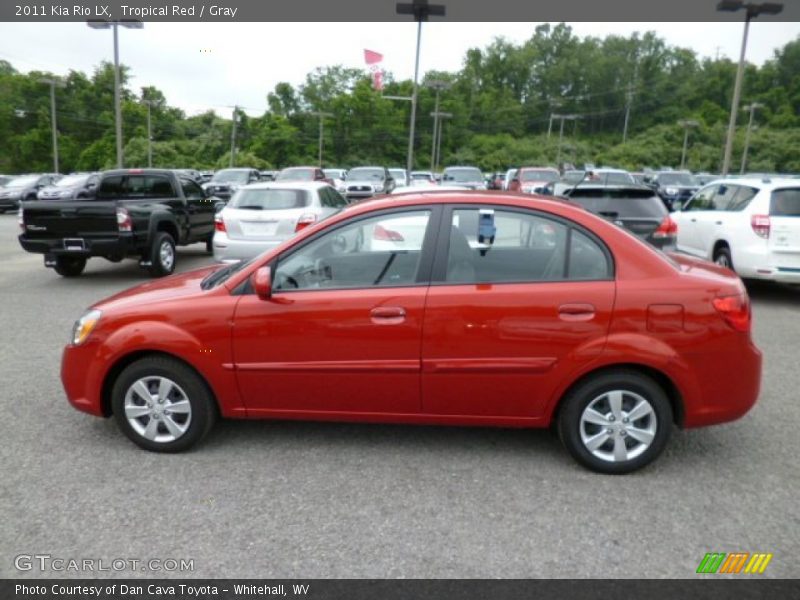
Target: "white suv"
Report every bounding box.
[673,177,800,283]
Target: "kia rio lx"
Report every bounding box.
[62,192,762,474]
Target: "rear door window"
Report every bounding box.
[727,186,759,212]
[125,175,175,198]
[770,189,800,216]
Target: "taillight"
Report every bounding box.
[712,293,751,332]
[116,207,132,232]
[18,207,24,233]
[373,224,405,241]
[653,215,678,239]
[214,213,226,233]
[295,214,316,232]
[750,214,770,239]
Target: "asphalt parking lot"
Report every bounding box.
[0,212,798,579]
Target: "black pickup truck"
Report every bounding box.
[18,169,217,277]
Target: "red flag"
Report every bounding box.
[372,70,384,91]
[364,49,383,65]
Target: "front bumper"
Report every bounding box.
[62,341,106,417]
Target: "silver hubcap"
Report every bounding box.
[715,253,729,267]
[124,376,191,443]
[159,241,174,270]
[579,390,657,463]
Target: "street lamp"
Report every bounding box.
[396,0,447,174]
[310,111,333,167]
[39,77,65,173]
[426,80,450,171]
[430,111,452,171]
[87,19,143,169]
[553,114,579,166]
[740,102,763,174]
[716,0,783,176]
[678,120,699,170]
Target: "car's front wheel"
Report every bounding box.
[557,370,673,474]
[111,356,217,452]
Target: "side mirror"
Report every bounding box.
[253,266,272,300]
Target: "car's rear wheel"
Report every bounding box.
[53,256,86,277]
[205,235,214,253]
[713,246,733,271]
[111,356,216,452]
[147,232,176,277]
[557,370,672,474]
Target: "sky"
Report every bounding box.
[0,22,798,117]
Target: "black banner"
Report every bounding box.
[3,579,800,600]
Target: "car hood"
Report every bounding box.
[92,265,222,312]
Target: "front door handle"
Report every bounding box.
[370,306,406,325]
[558,303,596,321]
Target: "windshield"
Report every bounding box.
[6,175,39,187]
[200,258,255,290]
[212,170,250,184]
[658,173,696,186]
[389,169,406,180]
[444,168,482,182]
[277,168,314,181]
[593,172,636,185]
[520,169,559,182]
[323,170,341,179]
[348,168,384,180]
[55,174,90,187]
[410,172,432,180]
[229,188,310,210]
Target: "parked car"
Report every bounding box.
[442,166,487,190]
[410,171,437,186]
[487,171,506,190]
[259,170,278,182]
[389,168,410,188]
[202,168,261,201]
[672,177,800,283]
[19,169,217,277]
[508,167,560,193]
[0,173,61,211]
[173,169,203,182]
[323,168,347,192]
[648,171,699,211]
[60,191,761,474]
[557,184,677,251]
[343,166,396,201]
[212,182,347,263]
[503,168,517,190]
[37,172,100,201]
[275,167,331,185]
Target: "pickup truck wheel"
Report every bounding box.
[147,232,176,277]
[205,235,214,253]
[53,256,86,277]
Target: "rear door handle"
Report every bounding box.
[370,306,406,324]
[558,303,596,321]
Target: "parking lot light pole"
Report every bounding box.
[141,99,152,168]
[39,77,65,174]
[311,111,333,167]
[716,0,783,176]
[426,80,450,171]
[229,105,239,168]
[397,0,447,174]
[87,19,143,168]
[678,119,699,170]
[740,102,763,174]
[554,114,578,166]
[431,111,451,171]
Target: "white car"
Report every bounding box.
[503,168,517,190]
[672,177,800,283]
[388,168,409,187]
[213,181,347,263]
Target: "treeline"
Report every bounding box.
[1,23,799,174]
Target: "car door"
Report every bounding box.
[231,207,441,415]
[180,177,214,241]
[421,206,615,418]
[674,185,717,256]
[694,183,739,258]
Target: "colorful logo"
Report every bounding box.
[696,552,773,574]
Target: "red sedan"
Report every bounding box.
[63,192,761,473]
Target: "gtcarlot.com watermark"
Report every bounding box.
[14,554,194,573]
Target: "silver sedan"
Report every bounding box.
[212,181,347,263]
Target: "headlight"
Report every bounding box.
[665,187,678,195]
[71,309,102,345]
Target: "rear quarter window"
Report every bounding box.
[770,189,800,216]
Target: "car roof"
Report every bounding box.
[701,177,799,189]
[243,181,329,190]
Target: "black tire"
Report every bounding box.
[205,235,214,253]
[147,231,176,277]
[53,256,86,277]
[557,370,673,474]
[111,355,217,453]
[713,245,733,271]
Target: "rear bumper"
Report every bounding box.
[212,233,283,263]
[19,234,138,259]
[683,339,762,428]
